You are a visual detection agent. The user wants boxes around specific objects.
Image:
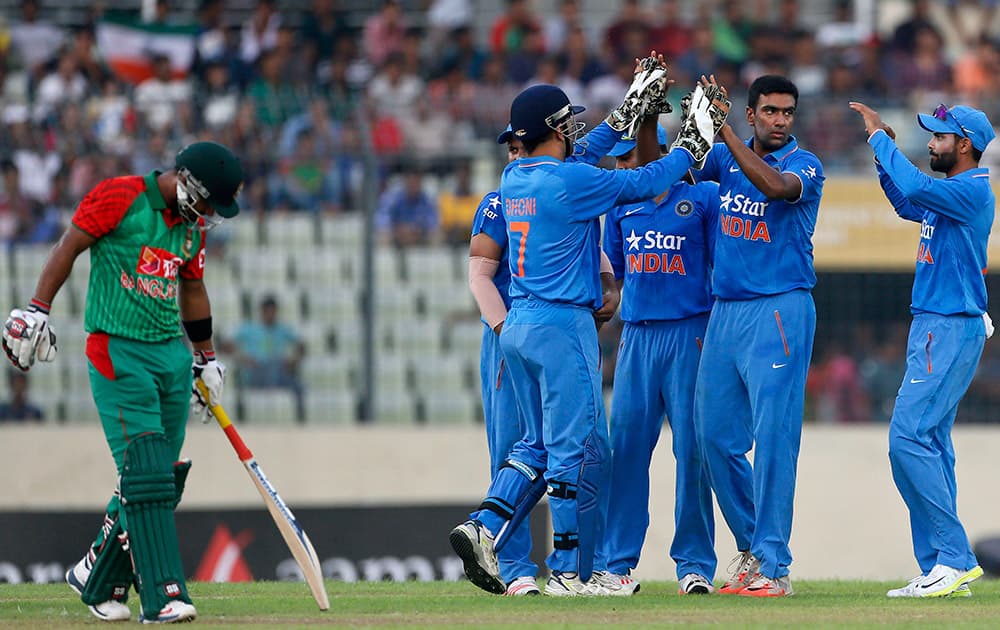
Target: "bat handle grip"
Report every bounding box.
[196,378,254,461]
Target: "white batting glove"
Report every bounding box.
[2,305,57,371]
[984,312,994,340]
[190,350,226,423]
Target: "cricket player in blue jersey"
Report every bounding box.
[450,80,725,597]
[691,75,824,597]
[849,100,993,598]
[468,120,624,596]
[601,120,720,596]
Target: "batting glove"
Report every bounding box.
[2,301,57,371]
[190,350,226,423]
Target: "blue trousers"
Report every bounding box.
[889,313,984,573]
[475,299,611,578]
[478,326,536,582]
[694,290,815,580]
[604,315,716,580]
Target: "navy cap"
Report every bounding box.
[917,104,996,152]
[608,124,669,158]
[509,84,585,143]
[497,124,513,145]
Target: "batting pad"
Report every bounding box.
[120,433,191,619]
[81,514,134,606]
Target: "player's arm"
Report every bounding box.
[573,120,625,165]
[33,225,96,305]
[874,160,923,223]
[594,250,620,328]
[564,150,695,220]
[469,232,507,335]
[602,208,627,281]
[718,124,802,200]
[635,115,660,167]
[868,130,980,223]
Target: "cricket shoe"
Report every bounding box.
[589,571,640,596]
[718,551,759,594]
[65,554,131,622]
[678,573,715,595]
[544,571,614,596]
[139,601,197,624]
[738,573,794,597]
[505,576,541,596]
[889,564,984,599]
[449,520,505,594]
[949,583,972,598]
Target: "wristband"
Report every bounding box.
[193,349,216,365]
[29,298,51,314]
[183,317,213,343]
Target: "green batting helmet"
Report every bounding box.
[174,141,243,220]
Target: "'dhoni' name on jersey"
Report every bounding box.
[603,180,720,323]
[470,120,626,318]
[693,138,824,299]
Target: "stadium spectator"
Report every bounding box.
[890,0,941,56]
[134,53,192,132]
[363,0,406,67]
[228,294,307,422]
[544,0,585,54]
[525,55,585,107]
[490,0,543,56]
[469,56,518,137]
[815,0,867,51]
[807,340,868,423]
[0,370,44,422]
[9,0,64,79]
[952,35,1000,103]
[432,26,488,80]
[886,24,953,94]
[301,0,349,72]
[271,128,343,212]
[560,26,606,86]
[375,167,438,247]
[240,0,281,65]
[674,22,724,88]
[858,329,907,423]
[247,48,306,128]
[603,0,649,60]
[648,0,693,61]
[0,158,32,244]
[366,51,423,121]
[33,49,88,124]
[437,161,479,246]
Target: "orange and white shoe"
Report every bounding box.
[738,573,794,597]
[718,551,758,594]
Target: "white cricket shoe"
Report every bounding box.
[590,571,640,596]
[719,551,759,594]
[887,564,983,598]
[678,573,715,595]
[738,572,794,597]
[544,571,613,596]
[505,576,541,596]
[139,601,197,624]
[65,554,131,622]
[449,520,505,594]
[949,583,972,598]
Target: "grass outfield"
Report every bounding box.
[4,579,1000,628]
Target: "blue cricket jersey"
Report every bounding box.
[470,121,625,315]
[501,150,695,309]
[870,129,993,316]
[694,136,825,299]
[603,180,720,322]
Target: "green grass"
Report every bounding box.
[3,579,1000,628]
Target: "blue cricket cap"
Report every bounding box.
[608,124,669,158]
[917,104,995,152]
[497,124,513,145]
[508,84,585,143]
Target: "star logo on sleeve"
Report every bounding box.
[802,166,817,179]
[488,196,502,210]
[625,229,643,251]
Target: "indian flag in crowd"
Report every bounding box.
[96,15,197,84]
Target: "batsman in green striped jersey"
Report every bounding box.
[1,141,243,624]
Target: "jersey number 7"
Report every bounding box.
[510,221,530,277]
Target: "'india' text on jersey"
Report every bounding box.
[694,136,824,299]
[604,180,720,322]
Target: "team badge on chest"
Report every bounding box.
[675,200,694,217]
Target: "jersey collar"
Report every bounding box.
[517,156,563,168]
[144,170,184,228]
[746,135,799,165]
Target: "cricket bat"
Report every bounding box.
[196,380,330,610]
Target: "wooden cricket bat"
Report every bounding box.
[196,380,330,610]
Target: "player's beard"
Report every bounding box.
[929,147,958,173]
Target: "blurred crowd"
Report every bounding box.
[3,0,1000,423]
[3,0,1000,244]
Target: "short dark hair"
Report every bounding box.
[747,75,798,110]
[972,147,983,162]
[519,130,556,154]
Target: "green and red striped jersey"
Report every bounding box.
[72,171,205,342]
